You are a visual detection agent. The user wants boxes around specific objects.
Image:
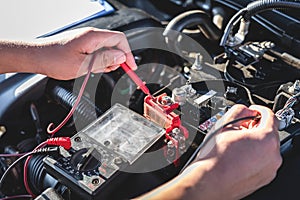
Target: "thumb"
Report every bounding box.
[92,49,126,72]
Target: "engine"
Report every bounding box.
[0,0,299,199]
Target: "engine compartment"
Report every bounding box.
[0,0,299,199]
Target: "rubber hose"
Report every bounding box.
[27,155,59,195]
[51,86,103,127]
[163,10,221,62]
[163,10,221,41]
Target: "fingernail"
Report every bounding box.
[131,63,138,70]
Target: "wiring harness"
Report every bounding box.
[276,92,300,130]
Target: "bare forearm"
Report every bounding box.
[0,40,40,74]
[137,159,220,200]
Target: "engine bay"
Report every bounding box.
[0,0,299,199]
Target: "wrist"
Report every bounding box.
[179,158,222,200]
[137,158,219,200]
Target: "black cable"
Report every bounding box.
[180,115,261,173]
[244,0,300,21]
[220,0,300,47]
[0,147,58,190]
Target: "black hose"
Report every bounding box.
[27,155,59,195]
[244,0,300,21]
[50,86,103,129]
[163,10,221,63]
[163,10,221,41]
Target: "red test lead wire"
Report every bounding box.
[120,62,152,97]
[47,54,96,136]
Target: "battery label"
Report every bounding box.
[199,110,225,133]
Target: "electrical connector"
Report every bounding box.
[232,18,250,46]
[33,146,59,153]
[275,92,299,130]
[276,108,295,131]
[46,137,72,150]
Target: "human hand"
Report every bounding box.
[188,104,282,199]
[35,27,137,80]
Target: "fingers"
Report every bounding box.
[249,105,282,171]
[111,33,137,71]
[216,104,258,130]
[91,49,126,73]
[249,105,278,131]
[59,27,137,76]
[249,105,280,144]
[210,104,278,133]
[87,28,137,70]
[197,104,258,159]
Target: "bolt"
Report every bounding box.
[226,86,238,94]
[114,157,123,165]
[167,148,175,157]
[172,128,181,135]
[134,55,142,64]
[104,140,111,146]
[191,53,203,71]
[167,140,175,148]
[161,96,173,105]
[74,137,82,142]
[172,87,187,105]
[92,178,100,185]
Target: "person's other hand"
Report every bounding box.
[188,104,282,199]
[36,27,137,80]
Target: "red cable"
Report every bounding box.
[23,137,72,197]
[24,54,96,196]
[47,54,96,136]
[0,153,27,157]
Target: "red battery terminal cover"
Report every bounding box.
[144,93,189,144]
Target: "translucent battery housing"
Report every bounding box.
[80,103,164,164]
